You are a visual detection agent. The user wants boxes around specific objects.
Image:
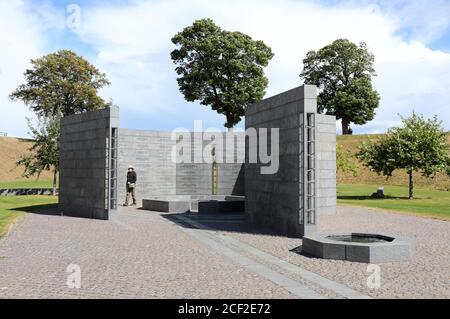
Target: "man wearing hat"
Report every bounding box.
[123,165,137,207]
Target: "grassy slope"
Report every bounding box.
[0,134,448,222]
[338,184,450,220]
[2,134,448,189]
[0,180,55,189]
[0,136,56,188]
[0,196,58,238]
[337,134,450,191]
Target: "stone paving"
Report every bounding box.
[210,207,450,299]
[0,208,293,299]
[0,206,448,299]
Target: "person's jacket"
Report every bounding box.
[127,171,137,184]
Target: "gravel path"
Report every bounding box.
[0,208,294,299]
[219,207,450,299]
[0,206,448,299]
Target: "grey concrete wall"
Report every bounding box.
[175,133,212,195]
[116,130,244,203]
[59,107,119,220]
[316,114,337,216]
[176,132,245,196]
[59,94,333,225]
[217,132,245,195]
[246,86,304,237]
[216,163,245,195]
[245,85,336,238]
[117,129,176,204]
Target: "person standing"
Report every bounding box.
[123,165,137,206]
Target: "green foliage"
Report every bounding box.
[171,18,274,128]
[447,156,450,177]
[336,144,358,177]
[337,184,450,220]
[300,39,380,134]
[10,49,111,117]
[17,118,59,188]
[10,50,111,195]
[357,113,450,198]
[0,180,55,189]
[0,196,58,238]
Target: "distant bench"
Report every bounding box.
[0,189,57,196]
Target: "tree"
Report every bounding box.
[10,49,111,118]
[17,117,60,196]
[10,50,111,194]
[170,18,274,128]
[337,144,358,177]
[357,113,450,199]
[300,39,380,135]
[447,156,450,177]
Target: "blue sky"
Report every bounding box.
[1,0,450,137]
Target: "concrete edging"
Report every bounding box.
[302,232,412,263]
[0,189,57,196]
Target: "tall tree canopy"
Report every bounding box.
[357,113,450,199]
[11,50,111,189]
[17,117,60,195]
[300,39,380,134]
[10,49,111,118]
[170,18,274,128]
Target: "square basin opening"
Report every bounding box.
[326,234,394,243]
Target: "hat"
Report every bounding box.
[128,165,134,170]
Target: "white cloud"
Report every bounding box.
[71,0,450,133]
[0,0,47,138]
[379,0,450,45]
[2,0,450,136]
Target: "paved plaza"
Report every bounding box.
[0,206,448,299]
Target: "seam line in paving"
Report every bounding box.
[175,215,371,300]
[164,216,325,299]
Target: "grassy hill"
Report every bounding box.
[337,134,450,191]
[0,136,54,188]
[338,184,450,220]
[0,134,449,190]
[0,134,448,222]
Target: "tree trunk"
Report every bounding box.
[226,113,235,131]
[53,170,57,196]
[408,171,414,200]
[341,119,351,135]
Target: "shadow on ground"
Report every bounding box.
[289,245,316,258]
[160,211,300,239]
[11,203,60,216]
[160,212,314,258]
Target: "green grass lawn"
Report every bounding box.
[0,179,56,189]
[338,184,450,220]
[0,196,58,238]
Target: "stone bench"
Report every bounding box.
[141,195,245,213]
[142,196,191,213]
